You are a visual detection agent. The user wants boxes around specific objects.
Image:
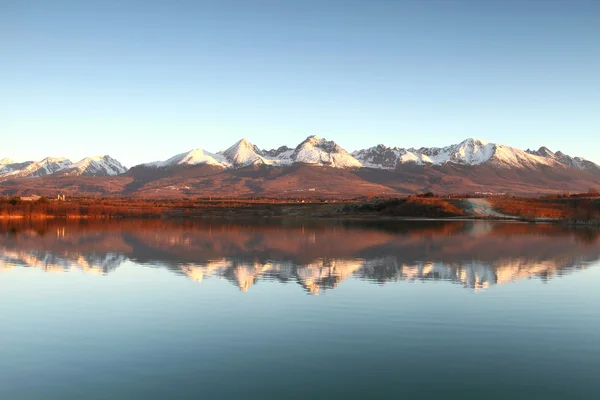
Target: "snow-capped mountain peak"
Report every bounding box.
[63,155,128,176]
[290,136,363,168]
[262,146,294,159]
[0,158,15,166]
[146,148,229,168]
[219,138,267,167]
[412,138,496,166]
[526,147,600,172]
[7,157,73,178]
[353,138,578,170]
[352,145,403,169]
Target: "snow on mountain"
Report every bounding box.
[7,137,588,177]
[354,139,498,168]
[287,136,362,168]
[489,143,556,168]
[262,146,293,158]
[0,158,33,176]
[144,136,363,170]
[217,136,363,168]
[352,145,405,169]
[526,147,600,173]
[415,138,497,165]
[62,155,128,176]
[354,138,562,170]
[3,157,72,178]
[145,148,229,168]
[218,139,269,167]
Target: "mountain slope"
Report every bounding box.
[146,148,228,168]
[3,157,72,178]
[288,136,362,168]
[527,147,600,173]
[1,136,599,197]
[143,136,363,170]
[354,138,570,170]
[218,139,269,167]
[59,155,128,176]
[0,159,34,176]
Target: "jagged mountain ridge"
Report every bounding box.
[3,157,73,178]
[142,135,363,169]
[2,136,599,196]
[59,156,128,177]
[143,136,599,172]
[0,159,34,176]
[0,155,127,178]
[4,137,598,175]
[352,138,577,170]
[146,148,229,168]
[526,146,600,173]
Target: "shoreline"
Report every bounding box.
[1,196,599,226]
[0,213,581,225]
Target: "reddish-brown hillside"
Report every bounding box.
[1,162,599,198]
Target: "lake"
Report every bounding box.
[1,219,599,399]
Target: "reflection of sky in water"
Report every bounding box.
[1,220,600,399]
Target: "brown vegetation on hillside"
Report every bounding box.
[340,196,464,218]
[2,161,600,199]
[489,198,566,219]
[490,196,600,222]
[1,195,466,219]
[0,197,164,218]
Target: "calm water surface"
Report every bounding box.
[1,219,599,399]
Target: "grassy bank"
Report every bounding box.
[2,195,600,224]
[489,196,600,224]
[0,196,465,219]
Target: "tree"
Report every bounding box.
[588,187,599,196]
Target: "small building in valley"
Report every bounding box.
[21,195,42,202]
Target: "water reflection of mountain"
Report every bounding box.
[1,220,599,293]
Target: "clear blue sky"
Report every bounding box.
[1,0,599,166]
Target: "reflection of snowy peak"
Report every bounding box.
[0,249,126,274]
[173,255,591,294]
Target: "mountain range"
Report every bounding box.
[0,155,127,178]
[1,136,599,197]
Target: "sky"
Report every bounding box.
[1,0,599,166]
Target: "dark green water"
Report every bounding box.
[1,219,599,399]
